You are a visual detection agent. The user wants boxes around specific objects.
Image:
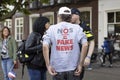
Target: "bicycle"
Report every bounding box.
[112,50,120,61]
[97,49,104,64]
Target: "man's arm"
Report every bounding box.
[74,42,88,76]
[87,40,95,57]
[84,40,95,66]
[80,42,88,66]
[43,44,57,75]
[43,44,50,67]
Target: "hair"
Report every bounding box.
[59,14,71,22]
[1,26,11,39]
[104,37,108,40]
[32,16,49,36]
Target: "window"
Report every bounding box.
[29,14,40,33]
[116,12,120,22]
[42,12,54,25]
[108,12,114,23]
[108,24,120,37]
[50,0,54,5]
[57,0,71,3]
[78,7,92,28]
[15,17,24,41]
[4,19,12,28]
[42,0,54,6]
[29,0,40,8]
[80,11,90,24]
[107,11,120,37]
[107,11,120,50]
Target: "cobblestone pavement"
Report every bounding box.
[0,60,120,80]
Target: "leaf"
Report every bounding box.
[0,0,53,21]
[21,8,30,15]
[40,0,49,3]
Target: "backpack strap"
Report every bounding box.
[21,63,25,79]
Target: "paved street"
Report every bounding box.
[84,61,120,80]
[0,60,120,80]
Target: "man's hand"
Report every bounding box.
[84,56,91,66]
[74,65,82,76]
[47,65,57,76]
[14,60,17,65]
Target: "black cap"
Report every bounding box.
[71,8,80,16]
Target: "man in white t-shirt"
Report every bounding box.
[43,6,88,80]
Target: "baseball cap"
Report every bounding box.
[58,7,71,15]
[71,8,80,16]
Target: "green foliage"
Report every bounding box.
[20,8,30,15]
[40,0,49,3]
[0,0,50,21]
[0,0,30,21]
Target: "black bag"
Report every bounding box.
[16,40,35,79]
[31,51,46,67]
[17,40,34,63]
[30,39,46,67]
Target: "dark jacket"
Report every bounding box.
[79,21,94,41]
[25,32,46,70]
[102,40,111,53]
[25,17,49,70]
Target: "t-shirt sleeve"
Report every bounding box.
[43,27,52,46]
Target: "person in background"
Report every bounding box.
[0,27,17,80]
[43,6,88,80]
[109,35,115,55]
[25,16,50,80]
[101,37,112,67]
[71,8,95,79]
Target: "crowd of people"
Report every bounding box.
[0,6,117,80]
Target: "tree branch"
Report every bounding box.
[0,0,23,21]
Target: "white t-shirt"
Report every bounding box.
[43,22,87,72]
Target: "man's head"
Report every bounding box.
[104,37,108,40]
[71,8,80,24]
[58,6,71,22]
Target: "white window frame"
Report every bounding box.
[29,14,40,33]
[107,10,120,35]
[107,10,120,50]
[15,17,24,42]
[4,19,12,28]
[42,12,54,25]
[107,11,120,25]
[78,7,92,29]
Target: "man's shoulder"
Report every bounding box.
[46,24,57,33]
[80,21,91,31]
[69,23,81,28]
[50,24,58,28]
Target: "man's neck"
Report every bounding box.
[76,20,81,24]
